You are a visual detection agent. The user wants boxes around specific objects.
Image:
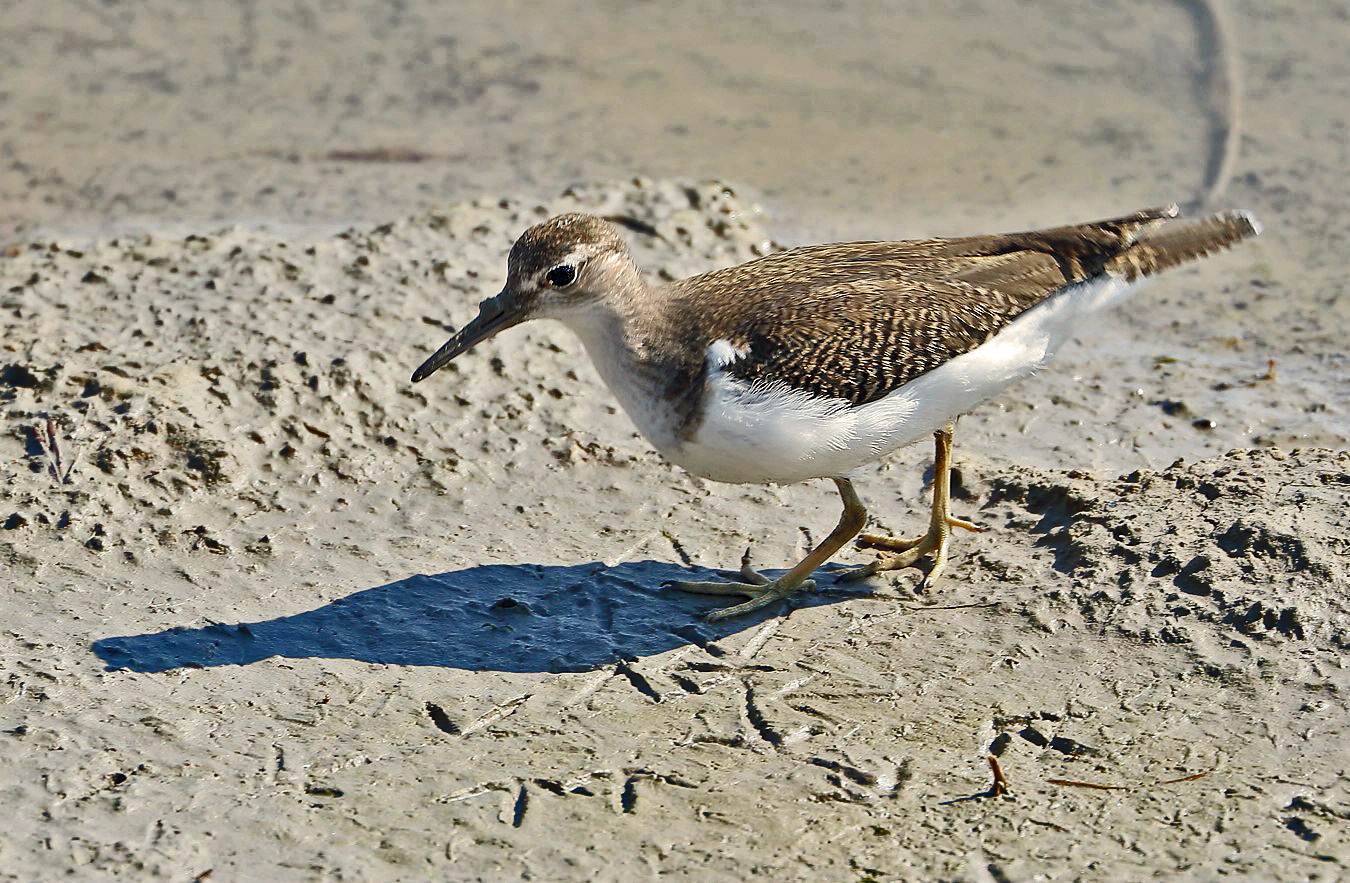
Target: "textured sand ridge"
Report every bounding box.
[1,181,1346,879]
[0,181,772,567]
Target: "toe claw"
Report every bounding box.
[952,517,983,534]
[738,547,771,586]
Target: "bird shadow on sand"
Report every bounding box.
[92,560,870,675]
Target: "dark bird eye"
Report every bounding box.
[545,264,577,288]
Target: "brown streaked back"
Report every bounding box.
[660,207,1258,407]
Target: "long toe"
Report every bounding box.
[856,531,926,552]
[858,515,979,554]
[664,578,768,598]
[833,561,879,584]
[662,548,772,598]
[836,535,933,582]
[873,538,936,572]
[661,574,819,621]
[843,528,945,583]
[702,579,816,622]
[949,516,983,534]
[826,561,891,588]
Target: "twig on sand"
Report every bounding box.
[36,414,83,484]
[1047,778,1127,791]
[39,417,64,483]
[1157,771,1211,786]
[987,754,1010,796]
[1049,770,1211,791]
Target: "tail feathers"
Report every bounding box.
[1034,203,1180,248]
[976,204,1184,285]
[1106,210,1261,282]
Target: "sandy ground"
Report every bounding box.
[2,1,1348,881]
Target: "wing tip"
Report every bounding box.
[1227,209,1263,238]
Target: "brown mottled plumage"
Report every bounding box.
[657,206,1255,412]
[412,205,1260,620]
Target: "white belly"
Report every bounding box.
[669,274,1138,484]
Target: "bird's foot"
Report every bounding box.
[836,516,982,588]
[663,547,816,621]
[853,514,981,553]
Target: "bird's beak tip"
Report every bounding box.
[410,292,523,384]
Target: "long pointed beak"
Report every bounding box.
[410,291,526,383]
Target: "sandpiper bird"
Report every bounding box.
[412,205,1260,620]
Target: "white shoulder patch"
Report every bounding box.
[705,338,749,368]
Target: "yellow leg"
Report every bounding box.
[836,425,982,589]
[665,477,868,621]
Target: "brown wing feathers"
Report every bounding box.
[704,207,1257,406]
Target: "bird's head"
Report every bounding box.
[411,213,637,383]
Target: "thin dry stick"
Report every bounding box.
[38,413,82,483]
[39,418,63,482]
[1049,770,1213,791]
[1048,778,1127,791]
